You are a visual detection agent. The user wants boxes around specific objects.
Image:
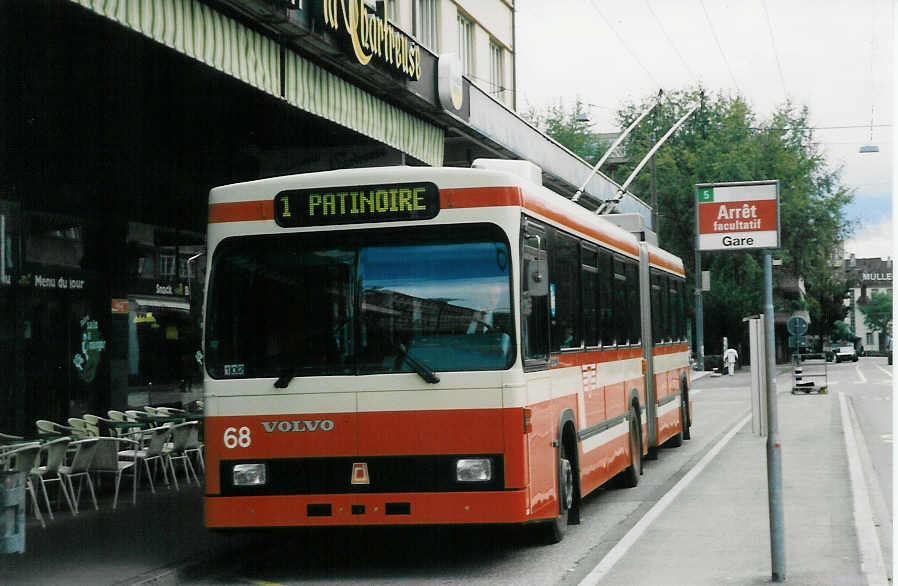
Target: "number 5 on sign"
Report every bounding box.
[224,426,251,448]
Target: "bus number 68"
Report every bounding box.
[223,426,251,448]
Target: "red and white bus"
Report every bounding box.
[201,161,691,542]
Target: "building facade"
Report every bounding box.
[1,0,650,434]
[843,255,893,353]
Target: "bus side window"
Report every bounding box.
[522,228,549,365]
[551,231,581,351]
[597,251,614,346]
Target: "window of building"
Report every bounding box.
[386,0,397,21]
[866,332,874,345]
[159,254,176,277]
[413,0,438,49]
[457,13,473,75]
[489,41,504,97]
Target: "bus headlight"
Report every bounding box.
[232,463,267,486]
[456,458,492,482]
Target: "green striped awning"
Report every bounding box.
[283,51,443,166]
[68,0,443,167]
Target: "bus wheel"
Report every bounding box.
[616,406,641,488]
[681,390,692,440]
[540,442,573,544]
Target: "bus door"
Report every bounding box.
[638,243,658,448]
[521,220,554,514]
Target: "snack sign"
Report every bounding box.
[695,181,779,251]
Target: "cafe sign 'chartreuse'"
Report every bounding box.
[275,182,439,227]
[322,0,422,80]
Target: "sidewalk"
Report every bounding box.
[1,483,257,585]
[590,370,872,585]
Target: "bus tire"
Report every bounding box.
[616,405,641,488]
[681,388,692,440]
[539,440,573,544]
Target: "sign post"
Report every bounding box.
[695,180,784,582]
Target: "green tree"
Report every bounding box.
[805,273,851,342]
[524,89,854,355]
[859,291,893,342]
[524,100,608,165]
[613,89,852,350]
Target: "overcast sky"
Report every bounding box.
[515,0,894,260]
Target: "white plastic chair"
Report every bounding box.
[90,437,140,509]
[155,407,185,417]
[32,437,75,519]
[4,442,45,527]
[59,438,99,513]
[118,425,171,492]
[36,420,74,436]
[164,422,200,489]
[67,418,92,439]
[81,414,104,437]
[183,423,204,474]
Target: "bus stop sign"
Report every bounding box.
[695,181,780,251]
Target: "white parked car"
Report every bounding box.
[834,346,858,363]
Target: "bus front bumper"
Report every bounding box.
[205,490,533,528]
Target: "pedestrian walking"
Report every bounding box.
[724,346,739,375]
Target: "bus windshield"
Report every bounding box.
[205,224,514,380]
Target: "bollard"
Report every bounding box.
[0,471,26,554]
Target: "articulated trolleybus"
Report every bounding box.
[202,161,691,543]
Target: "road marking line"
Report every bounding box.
[577,411,752,586]
[856,366,868,384]
[839,392,889,586]
[874,364,892,377]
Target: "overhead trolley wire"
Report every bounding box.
[698,0,741,94]
[585,0,662,90]
[643,0,699,84]
[760,0,789,100]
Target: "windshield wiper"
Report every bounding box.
[397,343,440,384]
[274,373,294,388]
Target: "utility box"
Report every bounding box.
[746,315,768,436]
[0,471,26,554]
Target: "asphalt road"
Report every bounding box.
[183,372,753,585]
[826,355,892,574]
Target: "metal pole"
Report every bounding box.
[599,99,701,214]
[763,250,786,581]
[694,250,704,370]
[650,153,658,232]
[572,90,663,203]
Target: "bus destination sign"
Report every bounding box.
[275,182,440,227]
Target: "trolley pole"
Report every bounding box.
[763,250,785,581]
[694,250,704,370]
